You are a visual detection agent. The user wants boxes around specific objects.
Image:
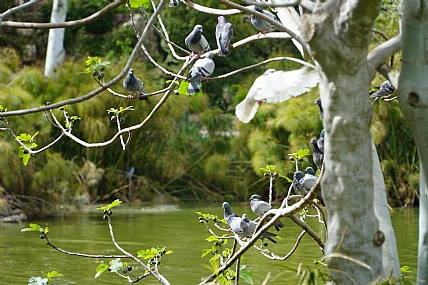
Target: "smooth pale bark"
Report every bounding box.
[398,1,428,283]
[300,1,385,283]
[44,0,67,78]
[372,141,401,280]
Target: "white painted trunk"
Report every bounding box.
[398,1,428,283]
[44,0,67,78]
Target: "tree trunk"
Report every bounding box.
[44,0,67,78]
[398,1,428,283]
[300,1,385,283]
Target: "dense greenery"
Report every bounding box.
[0,0,417,217]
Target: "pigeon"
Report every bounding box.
[370,80,395,103]
[222,202,244,236]
[186,52,215,95]
[169,0,179,7]
[293,171,317,196]
[249,194,284,231]
[250,5,281,34]
[123,68,148,100]
[317,129,325,153]
[303,167,325,206]
[185,24,210,56]
[240,214,278,243]
[215,16,233,57]
[311,138,324,170]
[314,98,323,118]
[235,68,319,123]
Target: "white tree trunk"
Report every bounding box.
[44,0,67,78]
[372,141,401,279]
[300,1,386,283]
[398,1,428,283]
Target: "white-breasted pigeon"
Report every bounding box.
[235,68,319,123]
[186,52,215,95]
[370,80,396,103]
[215,16,233,57]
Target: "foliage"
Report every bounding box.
[17,132,39,166]
[28,271,64,285]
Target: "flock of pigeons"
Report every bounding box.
[222,194,284,244]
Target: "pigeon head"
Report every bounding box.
[222,202,233,215]
[206,52,214,59]
[249,194,262,201]
[218,16,226,23]
[242,213,250,222]
[128,68,135,78]
[320,129,325,138]
[294,171,305,180]
[305,167,315,176]
[310,138,318,146]
[254,5,263,13]
[194,24,203,33]
[314,98,324,118]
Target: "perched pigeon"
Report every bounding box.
[186,52,215,95]
[250,5,281,34]
[169,0,179,7]
[317,129,325,153]
[303,167,325,206]
[240,214,278,243]
[314,98,323,118]
[215,16,233,57]
[293,171,317,196]
[235,68,319,123]
[123,68,148,100]
[222,202,244,236]
[249,194,284,231]
[185,24,210,56]
[304,166,315,176]
[370,80,395,103]
[311,138,324,170]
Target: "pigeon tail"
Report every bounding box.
[235,99,259,123]
[188,81,201,95]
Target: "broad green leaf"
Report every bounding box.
[129,0,150,8]
[95,263,109,278]
[96,199,122,211]
[23,154,30,166]
[17,133,32,142]
[46,271,64,279]
[201,248,213,258]
[21,223,43,232]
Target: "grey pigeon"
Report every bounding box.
[240,214,278,243]
[293,171,317,196]
[370,80,395,103]
[186,52,215,95]
[303,167,325,206]
[311,138,324,170]
[317,129,325,153]
[169,0,179,7]
[185,25,210,56]
[222,202,244,236]
[123,68,147,100]
[314,98,323,118]
[250,5,280,34]
[215,16,233,57]
[249,194,284,231]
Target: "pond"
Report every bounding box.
[0,204,419,284]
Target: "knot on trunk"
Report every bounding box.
[373,230,385,246]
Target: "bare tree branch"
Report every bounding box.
[0,0,126,29]
[0,0,40,21]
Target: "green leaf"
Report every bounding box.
[240,268,254,285]
[21,223,43,232]
[22,154,31,166]
[201,248,213,258]
[17,133,32,142]
[45,271,64,279]
[129,0,150,8]
[95,263,109,278]
[96,199,122,211]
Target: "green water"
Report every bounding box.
[0,205,418,284]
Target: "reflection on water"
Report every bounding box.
[0,205,419,284]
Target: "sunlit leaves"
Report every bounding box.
[196,211,226,224]
[16,131,39,166]
[96,199,122,212]
[21,223,49,234]
[239,265,254,285]
[95,259,128,278]
[288,149,311,160]
[28,271,63,285]
[95,264,109,278]
[129,0,150,8]
[77,56,111,75]
[107,106,134,117]
[137,247,173,260]
[260,164,291,183]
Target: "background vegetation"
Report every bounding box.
[0,0,416,217]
